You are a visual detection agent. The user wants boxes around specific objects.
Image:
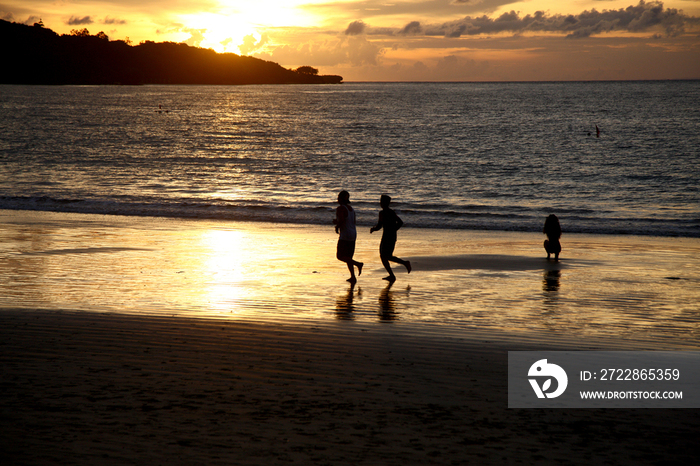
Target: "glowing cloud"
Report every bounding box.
[0,0,698,80]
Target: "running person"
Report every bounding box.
[370,194,411,282]
[334,190,363,283]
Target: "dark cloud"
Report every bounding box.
[345,20,366,35]
[399,21,423,35]
[421,1,699,39]
[104,17,127,25]
[67,16,94,26]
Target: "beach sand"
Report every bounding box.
[2,311,699,465]
[2,210,700,464]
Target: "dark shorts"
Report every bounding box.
[379,239,396,258]
[337,239,356,260]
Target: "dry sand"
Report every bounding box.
[2,310,699,465]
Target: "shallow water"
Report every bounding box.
[2,210,698,349]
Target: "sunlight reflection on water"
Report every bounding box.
[2,83,698,237]
[1,210,699,348]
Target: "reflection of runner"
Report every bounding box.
[370,194,411,282]
[333,190,363,283]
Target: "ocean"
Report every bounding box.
[1,81,699,237]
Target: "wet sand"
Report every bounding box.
[2,209,699,346]
[1,210,700,464]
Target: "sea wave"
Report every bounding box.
[2,82,698,239]
[2,195,697,238]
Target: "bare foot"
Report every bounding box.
[405,261,412,274]
[383,275,396,282]
[347,277,357,284]
[357,262,363,276]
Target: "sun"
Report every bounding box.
[178,13,257,54]
[179,2,318,55]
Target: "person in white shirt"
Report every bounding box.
[333,190,363,283]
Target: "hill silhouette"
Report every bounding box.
[0,20,342,85]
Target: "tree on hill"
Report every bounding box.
[295,66,319,76]
[70,28,91,37]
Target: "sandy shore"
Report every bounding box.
[2,209,699,347]
[2,309,699,466]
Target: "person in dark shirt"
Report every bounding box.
[370,194,411,282]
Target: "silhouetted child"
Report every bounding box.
[370,194,411,282]
[333,190,363,283]
[543,214,562,261]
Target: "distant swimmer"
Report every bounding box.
[543,214,562,261]
[370,194,411,282]
[333,190,363,284]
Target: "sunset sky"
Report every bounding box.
[2,1,699,81]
